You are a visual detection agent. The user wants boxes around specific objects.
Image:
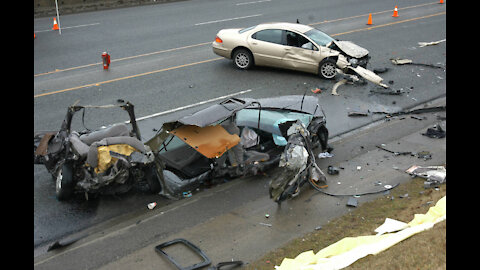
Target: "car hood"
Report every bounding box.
[330,40,369,58]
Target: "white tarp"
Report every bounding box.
[276,196,446,270]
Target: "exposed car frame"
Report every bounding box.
[34,101,160,200]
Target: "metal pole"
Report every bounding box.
[55,0,61,35]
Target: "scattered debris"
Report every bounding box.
[327,166,340,175]
[265,214,270,218]
[373,67,389,74]
[421,125,446,138]
[405,165,446,188]
[369,88,405,95]
[331,78,348,96]
[259,222,273,227]
[418,39,446,47]
[410,115,424,121]
[376,145,411,156]
[416,151,432,160]
[348,111,369,117]
[373,105,446,117]
[315,225,323,230]
[155,238,211,270]
[147,202,157,210]
[154,238,243,270]
[318,152,334,159]
[346,197,358,207]
[390,58,413,65]
[390,57,444,69]
[311,88,322,94]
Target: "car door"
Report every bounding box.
[247,29,285,67]
[282,30,322,74]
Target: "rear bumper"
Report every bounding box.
[212,42,231,59]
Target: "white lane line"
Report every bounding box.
[236,0,271,5]
[194,14,262,26]
[34,22,101,33]
[134,89,253,122]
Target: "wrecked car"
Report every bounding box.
[34,101,160,200]
[212,22,370,79]
[145,95,331,200]
[269,120,328,204]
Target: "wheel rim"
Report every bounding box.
[235,53,249,68]
[321,62,336,78]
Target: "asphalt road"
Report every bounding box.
[34,0,446,259]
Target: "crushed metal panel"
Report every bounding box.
[332,40,369,58]
[171,125,240,158]
[347,65,389,88]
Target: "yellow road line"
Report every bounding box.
[34,58,222,98]
[308,1,439,26]
[34,42,211,77]
[34,11,446,98]
[331,12,446,37]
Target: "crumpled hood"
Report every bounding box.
[331,40,369,58]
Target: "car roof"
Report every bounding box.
[254,22,314,33]
[172,97,257,127]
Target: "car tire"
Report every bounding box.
[55,162,75,201]
[318,58,337,79]
[233,48,254,70]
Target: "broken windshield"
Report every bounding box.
[304,28,335,46]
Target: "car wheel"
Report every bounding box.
[55,162,75,201]
[233,48,253,70]
[319,58,337,79]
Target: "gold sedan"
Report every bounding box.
[212,22,370,79]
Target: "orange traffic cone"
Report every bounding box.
[366,13,373,25]
[392,6,399,17]
[52,17,59,30]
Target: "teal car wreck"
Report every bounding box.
[146,95,331,202]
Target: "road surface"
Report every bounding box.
[34,0,446,266]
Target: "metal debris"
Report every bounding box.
[418,39,446,47]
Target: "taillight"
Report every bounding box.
[215,36,223,43]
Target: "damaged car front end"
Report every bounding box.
[145,95,331,200]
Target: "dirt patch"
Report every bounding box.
[245,177,446,269]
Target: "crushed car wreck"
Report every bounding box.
[145,95,331,200]
[34,96,331,202]
[34,101,160,200]
[269,120,328,204]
